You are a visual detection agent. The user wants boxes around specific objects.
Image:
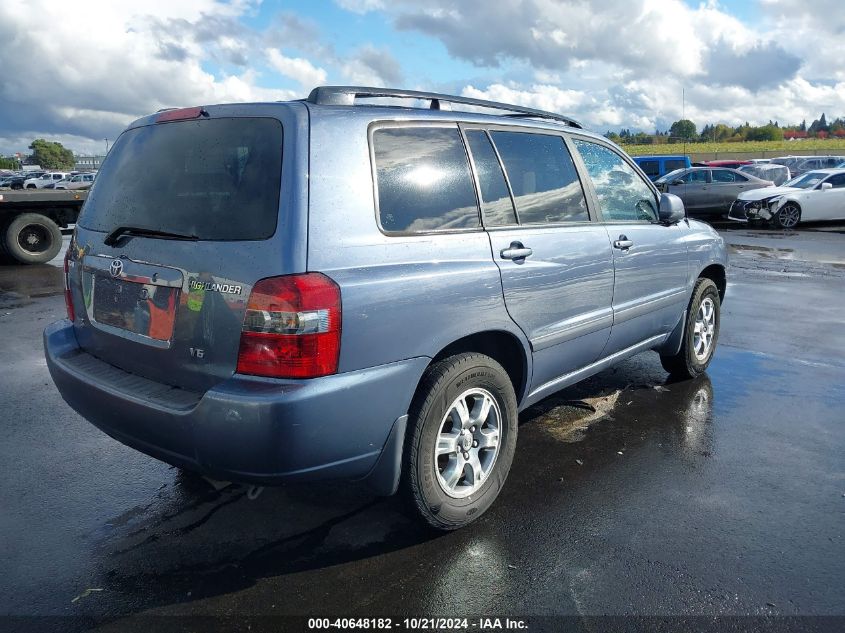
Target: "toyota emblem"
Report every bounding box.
[109,259,123,278]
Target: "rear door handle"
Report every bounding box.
[500,242,533,260]
[613,235,634,250]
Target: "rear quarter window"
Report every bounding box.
[79,117,283,241]
[372,126,479,233]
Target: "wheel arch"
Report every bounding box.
[698,263,726,302]
[426,330,531,407]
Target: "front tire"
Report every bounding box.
[661,278,720,378]
[404,353,518,530]
[773,202,800,229]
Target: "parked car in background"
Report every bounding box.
[632,155,691,181]
[701,159,753,169]
[655,166,774,218]
[790,156,842,178]
[0,174,28,189]
[729,169,845,228]
[737,162,791,186]
[54,173,95,190]
[43,86,727,530]
[24,172,70,189]
[770,156,803,173]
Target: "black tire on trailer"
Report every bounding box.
[0,218,13,264]
[3,213,63,264]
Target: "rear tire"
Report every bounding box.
[3,213,63,264]
[404,353,518,530]
[660,278,720,379]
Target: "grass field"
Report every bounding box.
[623,139,845,156]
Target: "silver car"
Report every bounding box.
[655,167,774,217]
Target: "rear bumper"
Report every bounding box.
[44,320,427,493]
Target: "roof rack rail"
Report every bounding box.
[306,86,582,129]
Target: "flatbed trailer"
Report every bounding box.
[0,189,86,264]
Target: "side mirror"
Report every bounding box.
[671,179,684,186]
[658,193,686,224]
[820,182,832,191]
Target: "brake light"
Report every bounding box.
[236,274,341,379]
[63,249,74,322]
[155,106,204,123]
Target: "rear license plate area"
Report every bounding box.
[92,275,179,341]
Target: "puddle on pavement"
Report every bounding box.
[532,390,622,442]
[728,243,794,255]
[0,263,64,307]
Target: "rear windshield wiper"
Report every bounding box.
[104,226,199,246]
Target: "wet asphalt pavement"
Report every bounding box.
[1,226,844,632]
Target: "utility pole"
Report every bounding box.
[682,88,686,157]
[104,138,109,155]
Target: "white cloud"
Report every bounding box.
[1,0,842,156]
[266,49,328,87]
[340,45,403,86]
[0,0,303,154]
[334,0,386,13]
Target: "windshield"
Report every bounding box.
[655,168,686,184]
[783,171,826,189]
[79,117,283,241]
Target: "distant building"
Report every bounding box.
[75,155,105,170]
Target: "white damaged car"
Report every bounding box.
[728,169,845,229]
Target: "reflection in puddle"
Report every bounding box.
[526,374,715,459]
[533,390,622,442]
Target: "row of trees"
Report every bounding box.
[606,113,845,145]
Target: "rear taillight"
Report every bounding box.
[63,249,74,322]
[236,273,341,379]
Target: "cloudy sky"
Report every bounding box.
[1,0,843,156]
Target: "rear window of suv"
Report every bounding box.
[79,117,283,241]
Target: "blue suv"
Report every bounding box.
[45,87,727,529]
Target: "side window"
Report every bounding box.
[826,174,845,188]
[464,130,517,226]
[573,138,658,222]
[373,127,479,233]
[681,170,707,184]
[490,131,589,224]
[712,169,745,183]
[638,160,659,178]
